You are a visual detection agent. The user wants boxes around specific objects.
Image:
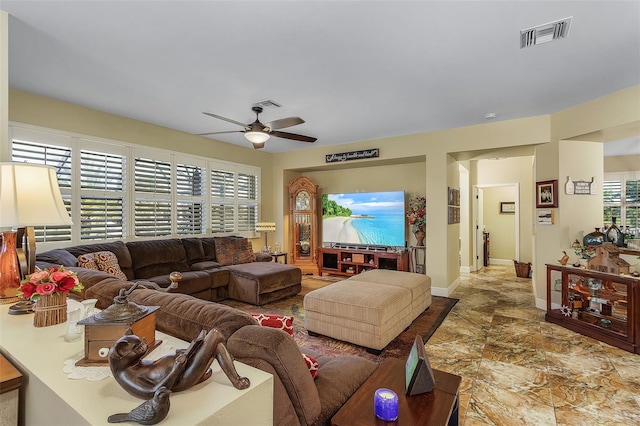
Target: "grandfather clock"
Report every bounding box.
[288,176,318,275]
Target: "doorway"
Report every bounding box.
[472,183,519,271]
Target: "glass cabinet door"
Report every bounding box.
[566,272,628,337]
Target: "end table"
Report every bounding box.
[331,357,461,426]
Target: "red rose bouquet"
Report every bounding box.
[18,266,83,301]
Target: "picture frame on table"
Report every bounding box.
[536,180,558,208]
[500,202,515,214]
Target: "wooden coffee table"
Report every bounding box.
[331,357,461,426]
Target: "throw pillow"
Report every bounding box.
[77,253,100,270]
[251,313,294,336]
[302,353,319,379]
[214,237,257,266]
[93,251,127,281]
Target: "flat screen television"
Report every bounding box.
[321,190,405,248]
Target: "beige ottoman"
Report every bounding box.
[304,269,431,352]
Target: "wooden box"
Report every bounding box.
[76,306,160,366]
[352,254,365,264]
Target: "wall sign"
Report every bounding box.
[565,177,595,195]
[325,148,379,163]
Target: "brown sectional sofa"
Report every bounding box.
[35,238,377,425]
[35,236,302,305]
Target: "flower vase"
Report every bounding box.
[34,293,67,327]
[414,227,426,247]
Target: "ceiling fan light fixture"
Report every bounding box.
[245,131,270,144]
[251,141,266,149]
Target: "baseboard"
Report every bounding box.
[432,276,461,298]
[460,266,471,273]
[489,258,512,266]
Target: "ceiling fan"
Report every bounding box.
[198,106,317,149]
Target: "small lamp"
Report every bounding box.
[255,222,276,253]
[0,163,72,300]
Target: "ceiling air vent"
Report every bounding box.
[520,16,572,49]
[253,99,281,109]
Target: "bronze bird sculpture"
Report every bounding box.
[108,387,171,425]
[558,251,569,265]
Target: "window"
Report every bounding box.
[11,139,73,243]
[80,149,126,240]
[604,172,639,236]
[176,163,205,235]
[210,166,259,233]
[9,124,262,248]
[134,156,172,237]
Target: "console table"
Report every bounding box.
[0,304,273,425]
[331,357,461,426]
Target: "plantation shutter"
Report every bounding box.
[80,150,125,240]
[176,163,205,235]
[237,172,258,232]
[11,140,73,242]
[211,169,235,233]
[134,157,172,237]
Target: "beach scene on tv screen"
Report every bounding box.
[322,191,405,247]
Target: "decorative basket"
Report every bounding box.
[34,293,67,327]
[513,260,532,278]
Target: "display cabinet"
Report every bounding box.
[288,176,319,274]
[318,247,409,277]
[546,264,639,354]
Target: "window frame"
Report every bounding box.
[8,123,262,251]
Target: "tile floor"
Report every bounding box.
[426,264,640,426]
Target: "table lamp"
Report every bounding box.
[0,163,72,301]
[255,222,276,253]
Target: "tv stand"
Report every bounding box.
[318,247,409,276]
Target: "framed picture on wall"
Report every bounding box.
[536,180,558,208]
[500,202,515,214]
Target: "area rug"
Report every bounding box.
[221,276,458,363]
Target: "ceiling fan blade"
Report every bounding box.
[202,112,247,128]
[196,130,244,136]
[270,131,317,143]
[264,117,304,130]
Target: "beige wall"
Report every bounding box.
[605,154,640,173]
[0,12,8,160]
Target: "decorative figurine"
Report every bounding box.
[558,251,569,265]
[109,328,250,400]
[108,387,171,425]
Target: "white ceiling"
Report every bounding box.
[1,1,639,154]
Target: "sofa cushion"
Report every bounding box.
[190,260,222,271]
[93,251,128,280]
[181,238,205,265]
[126,239,190,279]
[127,289,257,342]
[227,325,321,425]
[200,237,217,261]
[310,354,377,425]
[214,237,256,266]
[36,248,79,268]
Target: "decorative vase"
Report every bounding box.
[34,293,67,327]
[414,227,426,247]
[583,228,604,247]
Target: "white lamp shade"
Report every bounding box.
[0,163,72,227]
[245,131,270,144]
[256,222,276,232]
